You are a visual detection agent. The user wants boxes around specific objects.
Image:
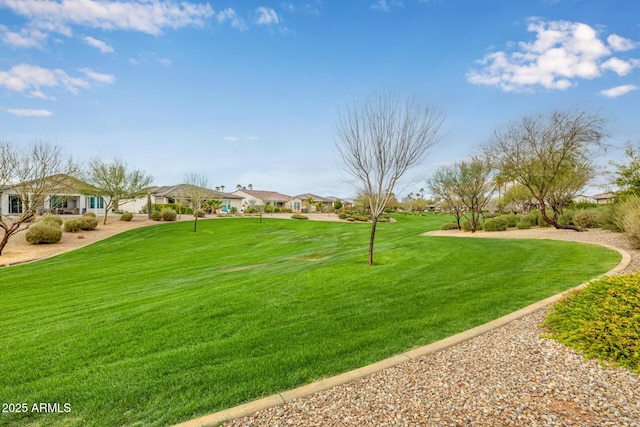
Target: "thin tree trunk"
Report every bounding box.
[539,204,584,231]
[368,216,378,265]
[193,215,198,232]
[0,230,10,255]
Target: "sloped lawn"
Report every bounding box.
[0,215,621,426]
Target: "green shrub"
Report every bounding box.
[613,196,640,248]
[354,215,369,222]
[523,210,540,226]
[338,212,349,220]
[499,213,519,228]
[83,211,97,218]
[544,273,640,374]
[345,217,355,222]
[154,203,192,215]
[573,209,599,229]
[26,223,62,244]
[377,216,391,223]
[150,211,161,221]
[516,220,532,229]
[291,214,308,220]
[64,219,82,232]
[78,216,98,230]
[120,212,134,221]
[483,217,508,232]
[42,214,63,226]
[557,211,574,226]
[160,208,177,221]
[194,209,205,218]
[597,206,619,231]
[441,222,459,230]
[273,207,282,213]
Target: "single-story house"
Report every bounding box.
[293,193,334,213]
[0,174,110,217]
[233,189,293,211]
[119,184,244,213]
[591,192,616,205]
[573,194,597,204]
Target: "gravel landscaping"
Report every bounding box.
[225,228,640,427]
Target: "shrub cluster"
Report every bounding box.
[194,209,205,218]
[160,208,177,221]
[516,220,532,229]
[120,212,134,221]
[42,214,63,226]
[613,196,640,248]
[79,216,98,230]
[483,217,508,232]
[26,222,62,244]
[440,222,460,230]
[291,214,308,220]
[543,273,640,374]
[64,219,82,232]
[83,211,97,218]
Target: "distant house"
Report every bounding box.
[573,194,596,204]
[591,192,616,205]
[0,174,110,216]
[233,189,293,212]
[119,184,244,213]
[294,193,333,213]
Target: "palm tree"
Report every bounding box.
[236,184,242,190]
[306,195,314,213]
[248,184,253,190]
[220,185,225,192]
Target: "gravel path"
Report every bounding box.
[225,228,640,427]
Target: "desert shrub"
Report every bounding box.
[42,214,63,226]
[441,222,459,230]
[83,211,97,218]
[291,214,308,220]
[150,211,161,221]
[516,220,532,229]
[160,208,177,221]
[557,211,574,226]
[338,212,349,220]
[26,223,62,244]
[354,215,369,222]
[613,196,640,248]
[263,205,274,213]
[572,209,600,229]
[154,203,192,215]
[120,212,134,221]
[64,219,82,232]
[483,217,508,232]
[78,216,98,230]
[597,206,619,231]
[377,216,391,223]
[544,273,640,374]
[523,210,540,226]
[461,219,483,232]
[194,209,205,218]
[503,213,519,228]
[345,217,355,222]
[273,207,282,213]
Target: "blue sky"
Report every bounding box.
[1,0,638,198]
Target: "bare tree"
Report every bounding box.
[428,167,465,229]
[0,141,79,255]
[85,159,153,225]
[181,174,210,232]
[336,92,444,265]
[484,109,606,231]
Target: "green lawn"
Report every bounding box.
[0,214,621,426]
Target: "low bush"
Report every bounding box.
[42,214,63,226]
[338,212,349,220]
[377,216,391,223]
[160,208,177,221]
[26,223,62,244]
[78,216,98,230]
[523,210,540,226]
[516,220,532,229]
[353,215,369,222]
[613,196,640,248]
[499,213,519,228]
[597,206,619,231]
[345,217,355,222]
[291,214,308,220]
[573,209,599,229]
[64,219,82,232]
[194,209,205,218]
[483,217,508,232]
[557,211,574,227]
[150,211,161,221]
[441,222,460,230]
[120,212,134,221]
[83,211,97,218]
[543,273,640,374]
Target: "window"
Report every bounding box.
[89,197,104,209]
[50,195,68,209]
[9,195,22,214]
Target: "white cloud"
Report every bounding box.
[255,7,280,25]
[224,136,239,141]
[217,8,247,31]
[599,84,638,98]
[83,36,114,53]
[6,108,53,117]
[128,51,172,67]
[0,63,111,98]
[0,26,48,48]
[79,68,116,84]
[0,0,215,36]
[467,18,639,92]
[371,0,390,11]
[608,34,637,52]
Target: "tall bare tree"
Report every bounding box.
[85,159,153,225]
[336,92,444,265]
[484,109,606,231]
[181,174,210,232]
[0,141,79,255]
[428,167,465,229]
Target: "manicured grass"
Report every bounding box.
[0,214,621,426]
[543,273,640,373]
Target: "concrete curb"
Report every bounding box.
[174,243,630,427]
